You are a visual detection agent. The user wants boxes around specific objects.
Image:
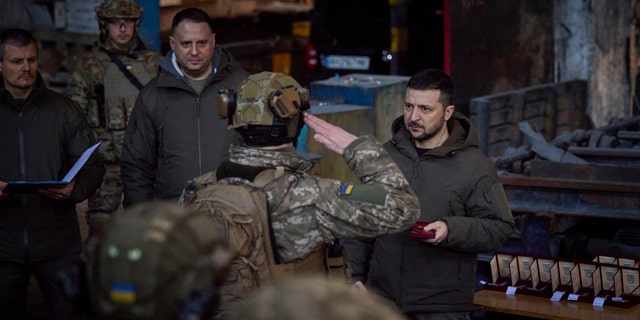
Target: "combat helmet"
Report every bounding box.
[217,72,310,146]
[95,0,143,43]
[86,202,233,320]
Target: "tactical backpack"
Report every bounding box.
[180,167,351,318]
[86,202,232,320]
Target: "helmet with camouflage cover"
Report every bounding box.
[96,0,143,44]
[217,72,310,146]
[96,0,142,20]
[87,202,233,320]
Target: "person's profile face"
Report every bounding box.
[169,20,216,80]
[0,42,38,93]
[106,18,136,45]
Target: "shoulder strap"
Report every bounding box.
[253,166,285,187]
[253,166,288,278]
[103,49,144,90]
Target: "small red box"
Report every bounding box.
[409,221,436,239]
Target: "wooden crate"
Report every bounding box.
[310,74,408,143]
[297,104,374,183]
[470,80,587,157]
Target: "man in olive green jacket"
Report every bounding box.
[344,69,515,320]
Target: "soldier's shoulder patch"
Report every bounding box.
[340,184,354,195]
[338,184,386,205]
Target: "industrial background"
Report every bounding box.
[1,0,640,319]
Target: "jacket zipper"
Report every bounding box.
[411,157,419,188]
[399,234,407,309]
[18,110,26,179]
[195,96,202,176]
[400,157,421,308]
[18,109,29,261]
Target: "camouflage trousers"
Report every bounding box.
[87,162,122,225]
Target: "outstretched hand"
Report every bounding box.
[303,112,357,155]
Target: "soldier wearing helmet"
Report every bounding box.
[66,0,162,243]
[180,72,420,317]
[217,71,310,147]
[62,202,234,319]
[95,0,143,46]
[87,202,233,319]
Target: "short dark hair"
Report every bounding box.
[0,28,38,61]
[407,68,454,107]
[171,7,214,35]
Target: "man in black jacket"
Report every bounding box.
[344,69,515,320]
[120,7,249,207]
[0,28,104,319]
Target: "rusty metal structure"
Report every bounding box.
[490,114,640,259]
[492,115,640,174]
[471,80,640,260]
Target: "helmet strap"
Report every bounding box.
[239,125,293,147]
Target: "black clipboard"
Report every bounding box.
[3,141,102,194]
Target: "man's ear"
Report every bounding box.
[169,36,175,50]
[444,105,455,120]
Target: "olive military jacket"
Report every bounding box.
[344,112,515,313]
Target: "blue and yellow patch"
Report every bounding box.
[340,184,354,195]
[110,282,136,304]
[125,63,133,70]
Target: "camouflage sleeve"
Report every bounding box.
[66,52,101,129]
[315,135,419,238]
[143,50,163,78]
[270,136,419,261]
[66,61,91,115]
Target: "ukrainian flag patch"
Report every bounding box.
[340,184,354,195]
[125,63,133,70]
[110,282,136,304]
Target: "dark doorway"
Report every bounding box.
[407,0,445,75]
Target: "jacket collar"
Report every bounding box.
[158,45,228,82]
[0,72,47,108]
[390,111,479,158]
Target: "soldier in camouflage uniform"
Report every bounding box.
[213,72,420,268]
[66,0,162,239]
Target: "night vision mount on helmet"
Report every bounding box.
[217,72,310,146]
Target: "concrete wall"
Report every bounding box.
[590,0,631,126]
[555,0,631,127]
[470,80,588,157]
[0,0,31,31]
[450,0,555,116]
